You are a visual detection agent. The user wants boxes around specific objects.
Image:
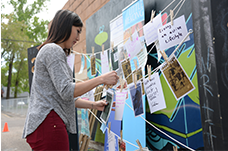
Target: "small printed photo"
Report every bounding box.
[161,55,195,100]
[118,46,128,62]
[90,55,96,76]
[129,82,144,117]
[118,139,126,151]
[133,67,145,95]
[100,90,114,124]
[110,46,119,71]
[121,59,133,85]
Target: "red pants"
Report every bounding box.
[26,110,69,151]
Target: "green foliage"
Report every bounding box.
[1,0,50,98]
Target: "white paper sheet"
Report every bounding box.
[143,13,162,46]
[143,72,166,114]
[115,90,127,121]
[124,31,143,60]
[157,15,190,51]
[101,50,110,74]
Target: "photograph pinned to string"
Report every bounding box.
[161,54,195,100]
[110,43,119,71]
[132,60,145,95]
[100,90,114,124]
[129,81,144,117]
[121,57,133,85]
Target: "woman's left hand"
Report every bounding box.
[94,100,116,111]
[94,100,107,111]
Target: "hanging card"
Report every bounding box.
[143,72,166,114]
[143,13,162,46]
[161,55,195,100]
[157,15,190,51]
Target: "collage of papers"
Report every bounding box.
[82,14,194,124]
[67,0,195,150]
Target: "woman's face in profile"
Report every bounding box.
[64,26,82,49]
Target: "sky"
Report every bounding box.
[1,0,68,22]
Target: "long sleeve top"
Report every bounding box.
[23,43,77,138]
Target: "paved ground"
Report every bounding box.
[1,111,31,151]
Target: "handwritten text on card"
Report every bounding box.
[143,72,166,114]
[157,15,190,51]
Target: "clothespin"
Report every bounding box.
[173,146,178,151]
[129,29,133,41]
[134,59,138,71]
[102,44,104,55]
[147,65,151,80]
[111,41,114,52]
[150,10,156,22]
[134,74,137,88]
[92,46,95,56]
[108,122,111,133]
[120,130,123,140]
[170,9,174,26]
[119,76,124,92]
[136,139,143,151]
[160,50,170,65]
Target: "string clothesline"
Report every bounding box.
[73,0,195,150]
[73,28,192,97]
[75,29,194,151]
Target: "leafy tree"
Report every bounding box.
[1,0,50,98]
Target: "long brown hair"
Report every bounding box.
[37,10,83,55]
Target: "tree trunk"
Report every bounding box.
[14,60,23,98]
[6,54,15,99]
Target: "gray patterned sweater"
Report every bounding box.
[23,43,76,138]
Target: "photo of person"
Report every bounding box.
[100,90,114,124]
[110,46,119,71]
[121,59,133,85]
[161,55,195,100]
[133,67,145,95]
[129,82,144,117]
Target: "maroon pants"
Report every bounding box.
[26,110,69,151]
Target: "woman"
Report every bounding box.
[23,10,119,150]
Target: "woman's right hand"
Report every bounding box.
[101,71,119,85]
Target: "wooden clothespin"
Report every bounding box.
[136,139,143,151]
[150,10,156,22]
[173,146,178,151]
[129,28,133,41]
[119,76,124,92]
[134,59,138,71]
[147,65,151,80]
[108,122,111,133]
[160,50,170,65]
[102,44,104,55]
[111,41,114,52]
[92,47,94,55]
[170,9,174,26]
[134,74,137,88]
[120,130,123,140]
